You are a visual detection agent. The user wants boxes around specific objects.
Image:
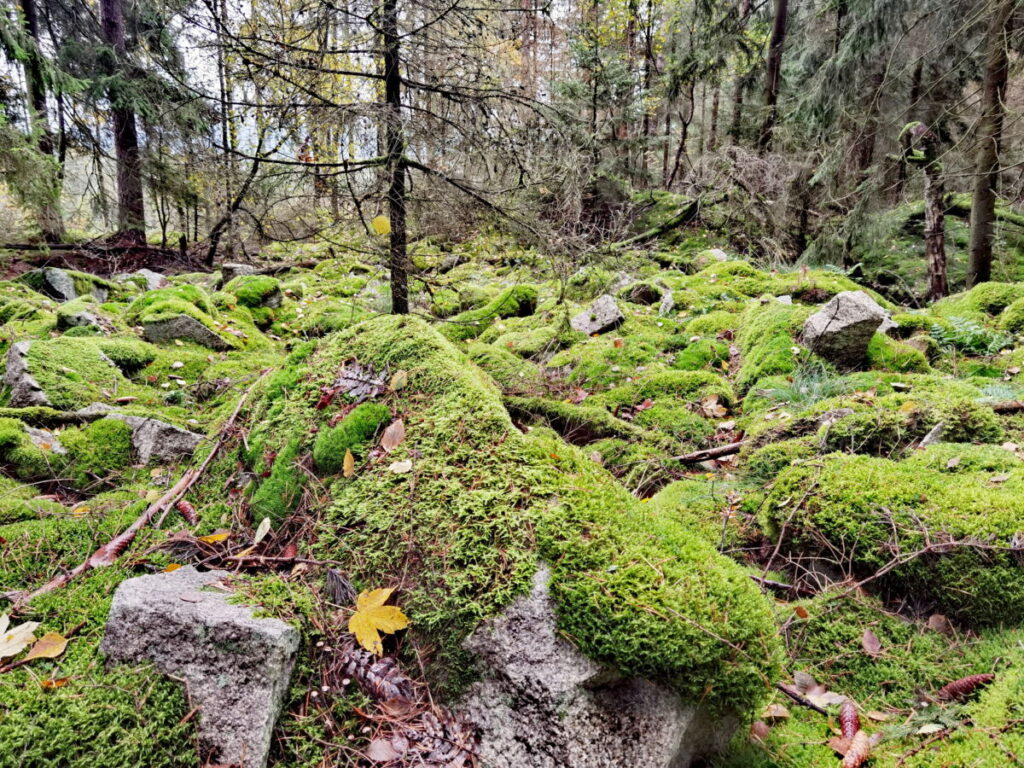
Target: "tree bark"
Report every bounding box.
[968,0,1015,287]
[757,0,789,153]
[100,0,146,245]
[19,0,65,241]
[707,85,720,151]
[923,135,948,301]
[382,0,409,314]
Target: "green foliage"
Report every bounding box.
[931,316,1014,356]
[312,403,391,475]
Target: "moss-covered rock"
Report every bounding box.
[312,402,391,474]
[223,275,282,308]
[762,447,1024,624]
[441,285,539,342]
[235,315,782,712]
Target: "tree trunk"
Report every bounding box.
[707,85,720,151]
[728,0,752,145]
[757,0,789,153]
[923,136,948,301]
[100,0,146,245]
[968,0,1015,287]
[19,0,65,241]
[383,0,409,314]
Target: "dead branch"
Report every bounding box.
[775,682,829,715]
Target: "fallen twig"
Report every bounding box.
[775,682,829,715]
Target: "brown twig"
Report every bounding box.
[775,682,829,715]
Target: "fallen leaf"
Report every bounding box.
[916,723,945,735]
[761,703,790,721]
[365,737,403,762]
[22,632,68,662]
[380,419,405,453]
[926,614,953,635]
[946,456,961,469]
[865,710,890,722]
[793,605,809,619]
[0,618,39,660]
[343,449,356,477]
[253,517,272,546]
[750,720,771,741]
[197,532,229,544]
[162,563,182,573]
[389,460,413,474]
[41,677,70,689]
[700,394,728,418]
[612,337,624,349]
[348,587,409,655]
[389,370,408,391]
[793,671,818,693]
[862,628,882,657]
[828,736,851,756]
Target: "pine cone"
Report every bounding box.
[839,699,860,740]
[937,673,995,701]
[841,730,871,768]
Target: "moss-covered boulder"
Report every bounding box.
[237,315,782,720]
[126,286,236,350]
[762,446,1024,624]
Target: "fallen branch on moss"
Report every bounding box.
[775,682,829,715]
[991,400,1024,414]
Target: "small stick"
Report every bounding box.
[775,682,829,715]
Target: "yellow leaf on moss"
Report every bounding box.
[198,532,229,544]
[23,632,68,662]
[343,449,356,478]
[371,216,391,236]
[348,587,409,655]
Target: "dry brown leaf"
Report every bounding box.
[41,677,70,689]
[926,614,953,635]
[749,720,771,741]
[865,710,890,722]
[22,632,68,662]
[862,628,882,657]
[793,605,809,619]
[761,703,790,721]
[0,617,39,660]
[828,736,851,756]
[380,419,405,453]
[793,671,817,693]
[700,394,728,418]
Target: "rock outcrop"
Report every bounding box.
[101,567,300,768]
[461,567,736,768]
[571,294,625,335]
[142,314,232,350]
[801,290,888,368]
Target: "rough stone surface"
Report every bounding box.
[106,413,204,464]
[57,309,103,331]
[33,267,78,302]
[143,314,231,350]
[658,290,676,316]
[460,567,737,768]
[220,263,257,286]
[801,290,888,368]
[4,341,49,407]
[25,426,66,454]
[101,567,299,768]
[135,268,170,291]
[571,294,625,335]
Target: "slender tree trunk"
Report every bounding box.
[382,0,408,314]
[19,0,64,241]
[968,0,1015,287]
[728,0,752,145]
[707,85,720,151]
[100,0,146,245]
[923,134,948,301]
[757,0,789,153]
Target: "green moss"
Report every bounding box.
[672,337,730,371]
[999,296,1024,333]
[61,418,134,486]
[441,284,539,342]
[93,337,159,373]
[763,449,1024,624]
[249,438,305,523]
[467,342,545,392]
[312,403,391,474]
[743,438,816,483]
[0,417,53,479]
[126,284,214,322]
[234,315,781,712]
[734,301,811,393]
[683,310,737,336]
[867,333,931,373]
[20,337,146,410]
[223,275,282,307]
[933,282,1024,320]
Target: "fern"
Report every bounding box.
[930,316,1013,356]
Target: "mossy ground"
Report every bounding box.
[1,233,1023,767]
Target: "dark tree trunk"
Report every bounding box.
[707,85,720,151]
[100,0,146,245]
[968,0,1015,287]
[383,0,409,314]
[19,0,64,241]
[757,0,789,153]
[922,134,948,301]
[728,0,752,145]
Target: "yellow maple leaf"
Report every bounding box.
[348,587,409,655]
[371,215,391,236]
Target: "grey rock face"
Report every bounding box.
[26,267,108,303]
[571,294,625,335]
[57,309,103,331]
[105,413,204,464]
[101,567,299,768]
[4,342,49,407]
[220,263,257,286]
[25,426,66,454]
[143,315,231,350]
[801,290,888,368]
[460,567,737,768]
[659,290,676,316]
[135,268,170,291]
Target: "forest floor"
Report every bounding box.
[0,222,1022,768]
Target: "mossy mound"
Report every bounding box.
[222,275,282,308]
[762,446,1024,624]
[234,314,782,712]
[440,284,539,342]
